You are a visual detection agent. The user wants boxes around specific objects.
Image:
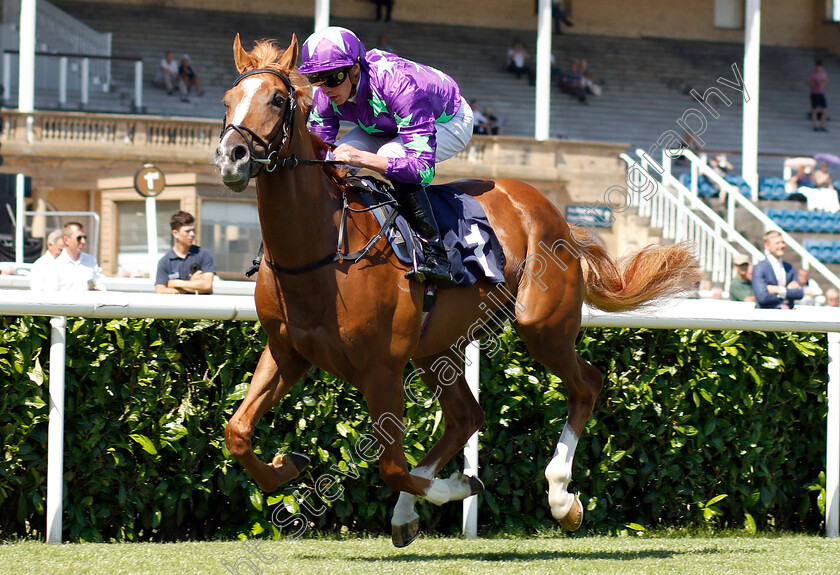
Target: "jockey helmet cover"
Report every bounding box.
[299,27,367,75]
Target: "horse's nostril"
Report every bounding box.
[233,145,248,162]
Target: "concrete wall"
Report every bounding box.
[56,0,835,47]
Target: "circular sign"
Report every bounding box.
[134,165,166,197]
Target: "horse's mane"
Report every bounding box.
[243,39,351,190]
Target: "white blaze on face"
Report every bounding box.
[221,76,263,148]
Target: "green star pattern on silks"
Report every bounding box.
[357,120,384,134]
[436,109,455,123]
[309,107,327,127]
[405,134,433,154]
[419,165,435,185]
[330,101,342,116]
[394,112,413,130]
[369,91,388,117]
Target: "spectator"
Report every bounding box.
[797,268,825,306]
[552,2,575,35]
[813,161,836,191]
[707,154,734,201]
[374,35,393,53]
[178,55,204,101]
[579,59,601,96]
[710,285,723,299]
[154,51,187,99]
[807,60,828,132]
[471,100,492,135]
[728,254,755,302]
[29,229,65,291]
[155,210,216,294]
[371,0,393,23]
[788,164,815,192]
[826,287,840,307]
[506,40,534,85]
[788,163,839,211]
[483,106,503,135]
[560,60,587,103]
[710,154,733,178]
[42,222,106,292]
[752,230,803,309]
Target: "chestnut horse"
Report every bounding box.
[215,35,700,546]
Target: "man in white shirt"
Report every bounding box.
[154,51,186,99]
[42,222,106,292]
[29,229,65,291]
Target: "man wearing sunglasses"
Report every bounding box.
[300,26,474,288]
[42,221,106,292]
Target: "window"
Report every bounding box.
[200,200,261,278]
[116,200,180,276]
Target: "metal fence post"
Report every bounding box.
[46,316,67,544]
[827,331,839,538]
[463,341,480,538]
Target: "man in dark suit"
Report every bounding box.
[752,230,803,309]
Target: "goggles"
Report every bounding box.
[306,67,351,88]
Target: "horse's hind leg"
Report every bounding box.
[515,278,603,530]
[390,350,485,547]
[225,344,311,492]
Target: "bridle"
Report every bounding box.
[218,66,398,275]
[219,67,339,175]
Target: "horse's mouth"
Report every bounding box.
[221,175,249,193]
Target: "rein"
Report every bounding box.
[220,67,398,275]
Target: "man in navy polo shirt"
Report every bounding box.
[155,210,216,294]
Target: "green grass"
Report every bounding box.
[1,535,839,574]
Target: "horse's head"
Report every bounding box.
[215,34,307,192]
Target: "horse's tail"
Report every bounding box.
[578,240,702,313]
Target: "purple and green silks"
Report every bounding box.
[308,49,462,185]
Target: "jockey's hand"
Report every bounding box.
[332,144,388,174]
[333,144,366,167]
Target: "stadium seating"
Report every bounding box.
[766,208,840,234]
[802,239,840,263]
[38,1,840,158]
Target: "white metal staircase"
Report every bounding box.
[621,148,840,295]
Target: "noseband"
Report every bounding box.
[219,68,301,176]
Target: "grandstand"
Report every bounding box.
[10,0,838,174]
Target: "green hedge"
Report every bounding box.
[0,316,828,541]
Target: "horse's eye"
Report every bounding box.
[272,94,285,108]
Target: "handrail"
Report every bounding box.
[633,150,765,261]
[621,153,749,291]
[674,148,840,291]
[2,49,142,63]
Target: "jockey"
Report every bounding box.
[299,26,474,288]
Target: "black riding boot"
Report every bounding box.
[394,183,456,288]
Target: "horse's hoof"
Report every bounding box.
[558,494,583,532]
[284,452,311,474]
[262,452,310,491]
[468,475,485,495]
[391,517,421,548]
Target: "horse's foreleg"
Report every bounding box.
[225,344,311,492]
[391,352,485,546]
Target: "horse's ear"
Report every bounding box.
[233,34,251,73]
[277,34,299,72]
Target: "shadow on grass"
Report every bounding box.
[297,547,747,562]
